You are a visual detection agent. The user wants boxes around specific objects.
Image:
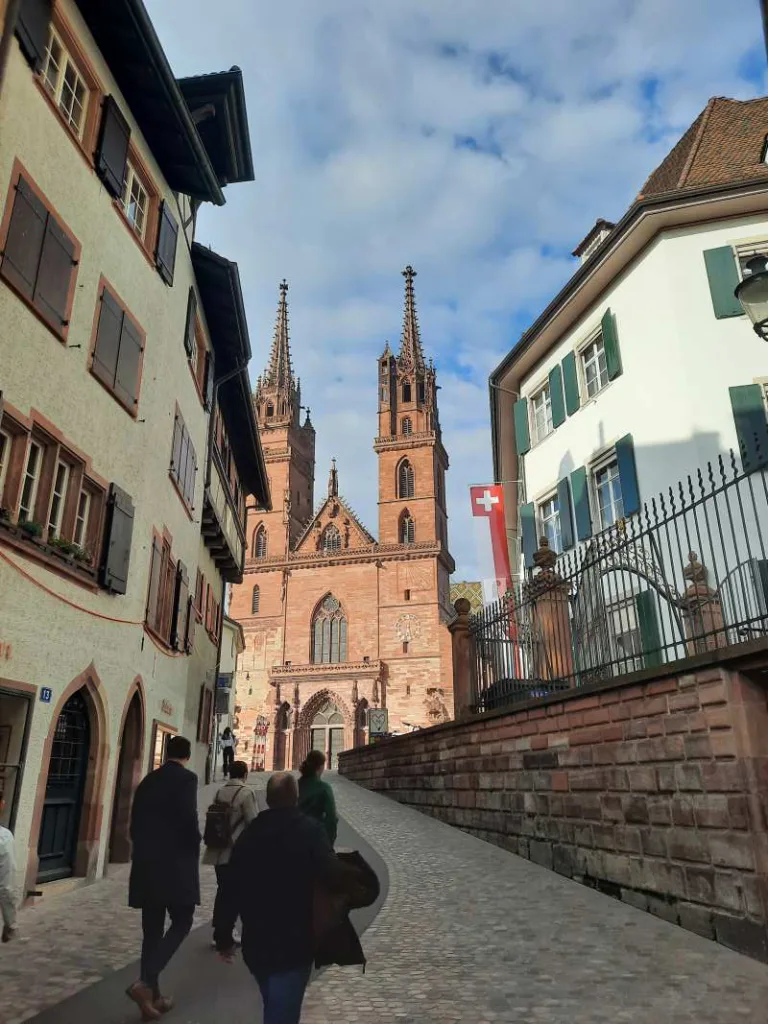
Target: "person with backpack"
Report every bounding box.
[203,760,258,956]
[220,727,235,778]
[298,750,338,846]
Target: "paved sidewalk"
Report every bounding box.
[302,776,768,1023]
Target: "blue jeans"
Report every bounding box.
[254,965,312,1024]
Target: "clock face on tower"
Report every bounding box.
[394,613,422,643]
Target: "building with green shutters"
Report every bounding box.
[488,95,768,656]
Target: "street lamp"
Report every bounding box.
[735,255,768,339]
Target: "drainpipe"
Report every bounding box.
[0,0,22,105]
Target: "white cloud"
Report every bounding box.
[147,0,765,580]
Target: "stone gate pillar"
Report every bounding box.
[450,598,473,718]
[526,538,574,682]
[680,552,727,655]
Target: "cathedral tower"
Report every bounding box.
[375,267,450,556]
[252,281,315,554]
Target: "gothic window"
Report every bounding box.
[400,510,415,544]
[417,381,426,403]
[266,403,274,417]
[253,525,267,558]
[251,585,260,614]
[402,417,413,436]
[322,524,341,552]
[398,459,415,499]
[311,594,348,664]
[402,381,412,403]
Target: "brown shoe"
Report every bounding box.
[126,982,161,1021]
[153,995,174,1014]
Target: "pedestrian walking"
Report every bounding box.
[298,749,338,846]
[224,773,370,1024]
[220,727,235,778]
[202,760,258,956]
[0,790,17,944]
[126,735,201,1021]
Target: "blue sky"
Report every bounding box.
[147,0,766,581]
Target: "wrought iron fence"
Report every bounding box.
[469,449,768,713]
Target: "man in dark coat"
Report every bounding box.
[126,735,200,1020]
[225,772,361,1024]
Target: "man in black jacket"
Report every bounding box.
[126,735,200,1021]
[226,772,349,1024]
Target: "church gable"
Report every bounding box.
[294,495,375,554]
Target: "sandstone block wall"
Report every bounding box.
[340,665,768,961]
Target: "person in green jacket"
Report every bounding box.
[298,750,338,846]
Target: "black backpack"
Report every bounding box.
[203,787,245,850]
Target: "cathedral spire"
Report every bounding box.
[264,279,294,389]
[398,265,425,370]
[328,457,338,498]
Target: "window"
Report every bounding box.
[609,599,643,672]
[538,495,561,554]
[251,585,260,614]
[266,403,274,418]
[417,382,425,403]
[73,489,91,548]
[402,382,412,403]
[195,569,204,622]
[402,417,413,436]
[253,525,267,559]
[18,440,42,523]
[594,460,624,530]
[398,459,415,499]
[311,594,348,664]
[581,335,609,399]
[404,589,411,601]
[169,407,197,512]
[530,385,553,443]
[145,536,191,650]
[400,512,415,544]
[0,430,10,504]
[0,169,79,335]
[42,28,88,140]
[90,282,145,413]
[322,524,341,552]
[122,161,149,241]
[47,460,70,538]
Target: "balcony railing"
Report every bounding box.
[202,447,246,583]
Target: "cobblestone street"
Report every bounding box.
[2,775,768,1023]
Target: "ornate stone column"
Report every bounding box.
[680,552,727,654]
[449,597,473,718]
[525,538,574,682]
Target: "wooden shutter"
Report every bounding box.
[185,594,196,653]
[203,349,215,411]
[170,410,183,480]
[1,176,47,299]
[703,247,742,319]
[557,476,574,551]
[34,216,77,328]
[562,352,580,415]
[171,560,189,651]
[100,483,134,594]
[184,437,197,508]
[92,288,124,388]
[615,434,640,516]
[601,308,622,380]
[729,384,768,469]
[570,466,592,541]
[636,590,662,668]
[184,288,197,358]
[155,201,178,286]
[114,315,143,409]
[16,0,52,71]
[144,535,162,627]
[95,96,131,200]
[519,502,536,569]
[549,364,566,428]
[513,398,530,456]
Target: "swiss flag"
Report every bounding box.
[469,485,511,601]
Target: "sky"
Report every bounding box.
[146,0,767,582]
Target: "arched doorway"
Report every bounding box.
[309,701,345,769]
[37,690,91,882]
[109,691,143,863]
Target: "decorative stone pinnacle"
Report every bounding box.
[684,551,708,585]
[399,264,426,370]
[533,536,558,572]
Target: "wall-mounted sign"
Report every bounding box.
[368,708,388,737]
[160,699,173,716]
[40,687,52,704]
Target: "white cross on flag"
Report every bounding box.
[469,484,511,602]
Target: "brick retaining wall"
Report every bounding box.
[339,665,768,961]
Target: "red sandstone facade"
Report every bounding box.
[229,269,456,768]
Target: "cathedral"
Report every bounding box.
[229,267,455,770]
